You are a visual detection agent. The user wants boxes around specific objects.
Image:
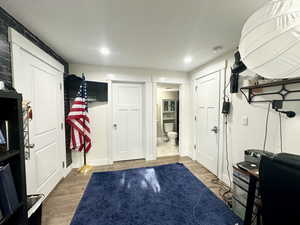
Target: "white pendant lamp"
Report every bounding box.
[239,0,300,79]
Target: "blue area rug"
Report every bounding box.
[70,163,242,225]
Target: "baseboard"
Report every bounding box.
[180,147,195,159]
[72,158,110,168]
[187,150,193,159]
[221,173,232,187]
[88,158,110,166]
[72,162,81,169]
[146,155,156,161]
[64,165,72,177]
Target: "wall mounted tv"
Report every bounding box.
[64,74,108,102]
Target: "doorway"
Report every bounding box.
[112,82,145,161]
[156,83,180,157]
[195,71,220,176]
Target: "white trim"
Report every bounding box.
[193,70,223,179]
[87,159,110,167]
[191,79,197,161]
[110,81,151,162]
[187,150,193,159]
[191,60,226,80]
[152,83,158,160]
[218,69,226,182]
[216,70,223,179]
[71,158,110,168]
[191,60,227,180]
[106,75,155,163]
[153,82,185,158]
[107,80,113,164]
[222,172,231,187]
[8,28,64,72]
[178,84,185,157]
[9,27,68,190]
[106,75,188,164]
[145,81,154,160]
[64,165,73,177]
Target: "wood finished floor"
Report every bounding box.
[42,156,223,225]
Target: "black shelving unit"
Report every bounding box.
[0,91,27,225]
[240,78,300,104]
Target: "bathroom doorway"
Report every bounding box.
[156,83,180,157]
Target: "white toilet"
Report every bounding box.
[164,123,178,145]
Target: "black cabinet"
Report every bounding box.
[232,166,260,225]
[0,91,27,225]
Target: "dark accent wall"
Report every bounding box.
[0,9,12,86]
[0,7,72,166]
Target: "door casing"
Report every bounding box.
[111,81,146,162]
[152,82,184,158]
[195,72,220,175]
[9,28,67,197]
[193,69,224,179]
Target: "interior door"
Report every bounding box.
[196,71,220,175]
[112,83,144,161]
[12,47,64,197]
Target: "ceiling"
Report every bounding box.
[1,0,268,72]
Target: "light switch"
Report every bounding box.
[242,116,248,126]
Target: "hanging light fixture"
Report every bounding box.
[239,0,300,79]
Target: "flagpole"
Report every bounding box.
[79,73,93,175]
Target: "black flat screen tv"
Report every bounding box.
[64,75,108,102]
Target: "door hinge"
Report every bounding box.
[61,122,64,130]
[194,144,197,150]
[195,86,198,92]
[60,82,62,91]
[62,161,65,168]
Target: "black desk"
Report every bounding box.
[233,165,260,225]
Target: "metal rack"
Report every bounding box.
[0,91,27,225]
[240,78,300,104]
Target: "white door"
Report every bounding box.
[195,71,220,175]
[112,83,144,161]
[12,46,65,197]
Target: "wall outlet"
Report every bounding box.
[241,116,248,126]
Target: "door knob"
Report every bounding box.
[211,126,218,134]
[113,124,117,129]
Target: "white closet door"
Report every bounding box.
[12,45,65,197]
[196,72,220,175]
[112,83,144,161]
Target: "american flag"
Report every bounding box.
[66,77,91,152]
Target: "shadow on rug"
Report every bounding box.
[70,163,242,225]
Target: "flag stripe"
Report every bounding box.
[66,78,91,153]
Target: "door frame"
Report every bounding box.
[192,67,225,180]
[152,82,184,158]
[107,76,187,164]
[111,81,146,162]
[9,28,69,180]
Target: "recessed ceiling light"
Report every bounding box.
[184,56,193,64]
[99,47,110,56]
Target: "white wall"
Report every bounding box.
[190,51,300,184]
[69,64,192,168]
